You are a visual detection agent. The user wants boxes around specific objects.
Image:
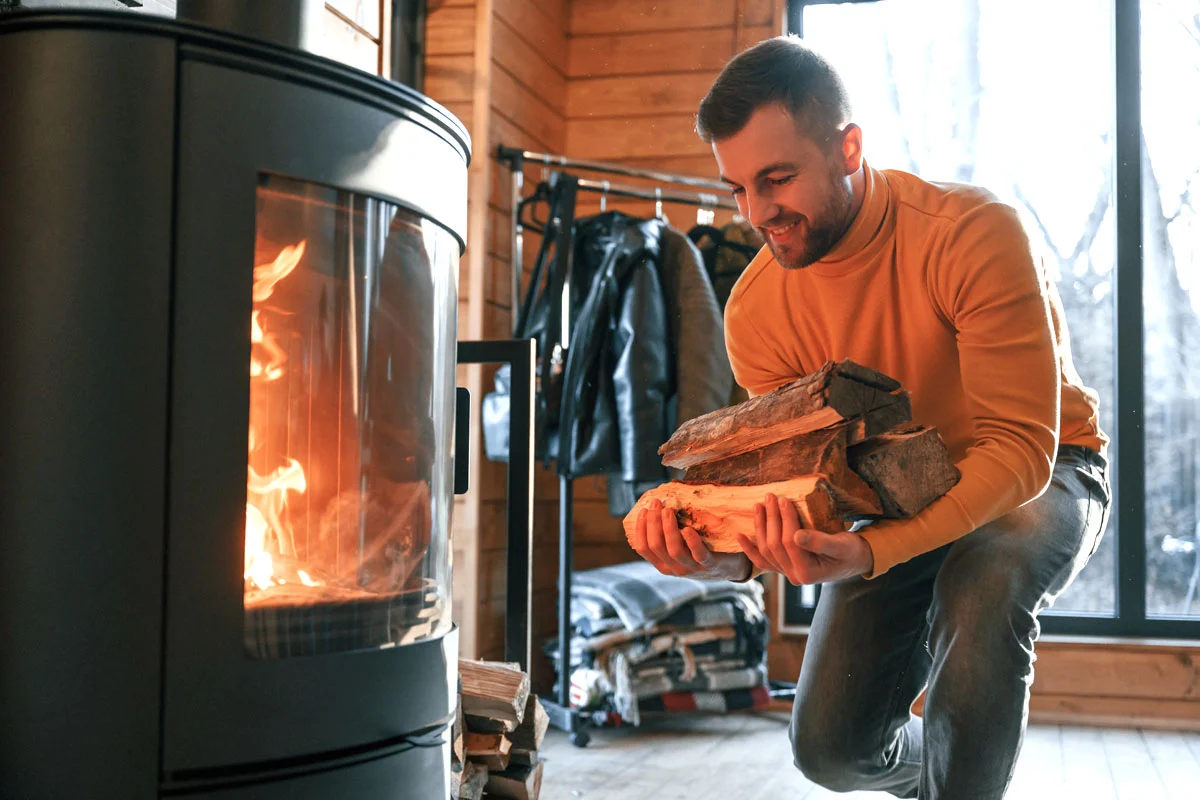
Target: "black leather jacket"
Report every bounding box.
[560,212,733,516]
[487,200,732,514]
[557,213,673,482]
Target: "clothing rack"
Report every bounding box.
[496,145,747,747]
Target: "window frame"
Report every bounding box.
[781,0,1200,640]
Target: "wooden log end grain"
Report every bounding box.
[623,476,846,554]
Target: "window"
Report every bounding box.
[783,0,1200,636]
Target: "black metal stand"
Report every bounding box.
[540,476,592,746]
[456,339,536,672]
[458,336,592,745]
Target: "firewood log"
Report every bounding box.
[459,659,529,733]
[849,391,913,443]
[485,761,545,800]
[658,360,906,469]
[848,425,961,518]
[452,699,465,766]
[623,476,845,554]
[464,731,512,772]
[507,695,549,767]
[683,424,882,517]
[459,760,488,800]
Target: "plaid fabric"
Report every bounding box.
[243,586,442,659]
[638,685,773,714]
[570,560,763,631]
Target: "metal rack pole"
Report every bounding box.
[575,177,737,211]
[497,144,729,192]
[508,150,525,310]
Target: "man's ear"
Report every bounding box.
[839,123,863,174]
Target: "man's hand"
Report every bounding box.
[630,498,753,581]
[736,493,874,584]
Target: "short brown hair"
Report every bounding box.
[696,35,852,146]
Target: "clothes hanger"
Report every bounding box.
[696,192,717,227]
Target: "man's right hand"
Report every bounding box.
[629,498,753,581]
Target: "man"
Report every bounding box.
[627,36,1111,799]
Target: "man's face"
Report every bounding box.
[713,103,854,270]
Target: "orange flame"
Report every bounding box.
[244,240,311,592]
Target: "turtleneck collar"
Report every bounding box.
[808,162,891,276]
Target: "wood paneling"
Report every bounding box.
[491,66,566,153]
[426,5,476,56]
[494,0,569,75]
[493,16,568,114]
[426,54,475,104]
[570,0,736,36]
[1029,695,1200,731]
[740,0,776,28]
[738,24,777,52]
[566,72,719,119]
[566,114,711,160]
[569,28,735,78]
[1034,643,1199,700]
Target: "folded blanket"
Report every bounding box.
[637,685,772,715]
[569,560,764,631]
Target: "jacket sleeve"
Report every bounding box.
[663,230,734,426]
[860,202,1060,577]
[611,258,673,482]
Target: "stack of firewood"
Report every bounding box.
[451,659,550,800]
[623,360,961,552]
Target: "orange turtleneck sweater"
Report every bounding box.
[724,164,1107,578]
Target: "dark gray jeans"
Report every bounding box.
[789,444,1111,799]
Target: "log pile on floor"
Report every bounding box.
[622,360,962,551]
[451,659,549,800]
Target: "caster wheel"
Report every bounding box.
[570,730,590,748]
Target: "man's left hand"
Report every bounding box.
[736,493,875,585]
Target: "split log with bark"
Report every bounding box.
[624,360,961,556]
[847,424,960,518]
[657,360,908,469]
[459,659,529,734]
[452,659,547,800]
[622,476,846,554]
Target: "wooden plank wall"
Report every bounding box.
[476,0,570,685]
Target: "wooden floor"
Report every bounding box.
[538,712,1200,799]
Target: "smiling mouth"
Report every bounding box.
[764,219,801,240]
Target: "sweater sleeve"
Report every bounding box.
[860,202,1061,577]
[724,292,794,398]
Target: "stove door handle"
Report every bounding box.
[454,386,471,495]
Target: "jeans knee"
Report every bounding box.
[932,563,1040,671]
[790,719,866,792]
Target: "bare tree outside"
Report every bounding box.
[804,0,1200,617]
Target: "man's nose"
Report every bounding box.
[744,191,777,230]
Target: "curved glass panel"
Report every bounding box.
[243,173,457,657]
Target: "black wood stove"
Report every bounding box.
[0,7,469,798]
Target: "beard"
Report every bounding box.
[764,165,854,270]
